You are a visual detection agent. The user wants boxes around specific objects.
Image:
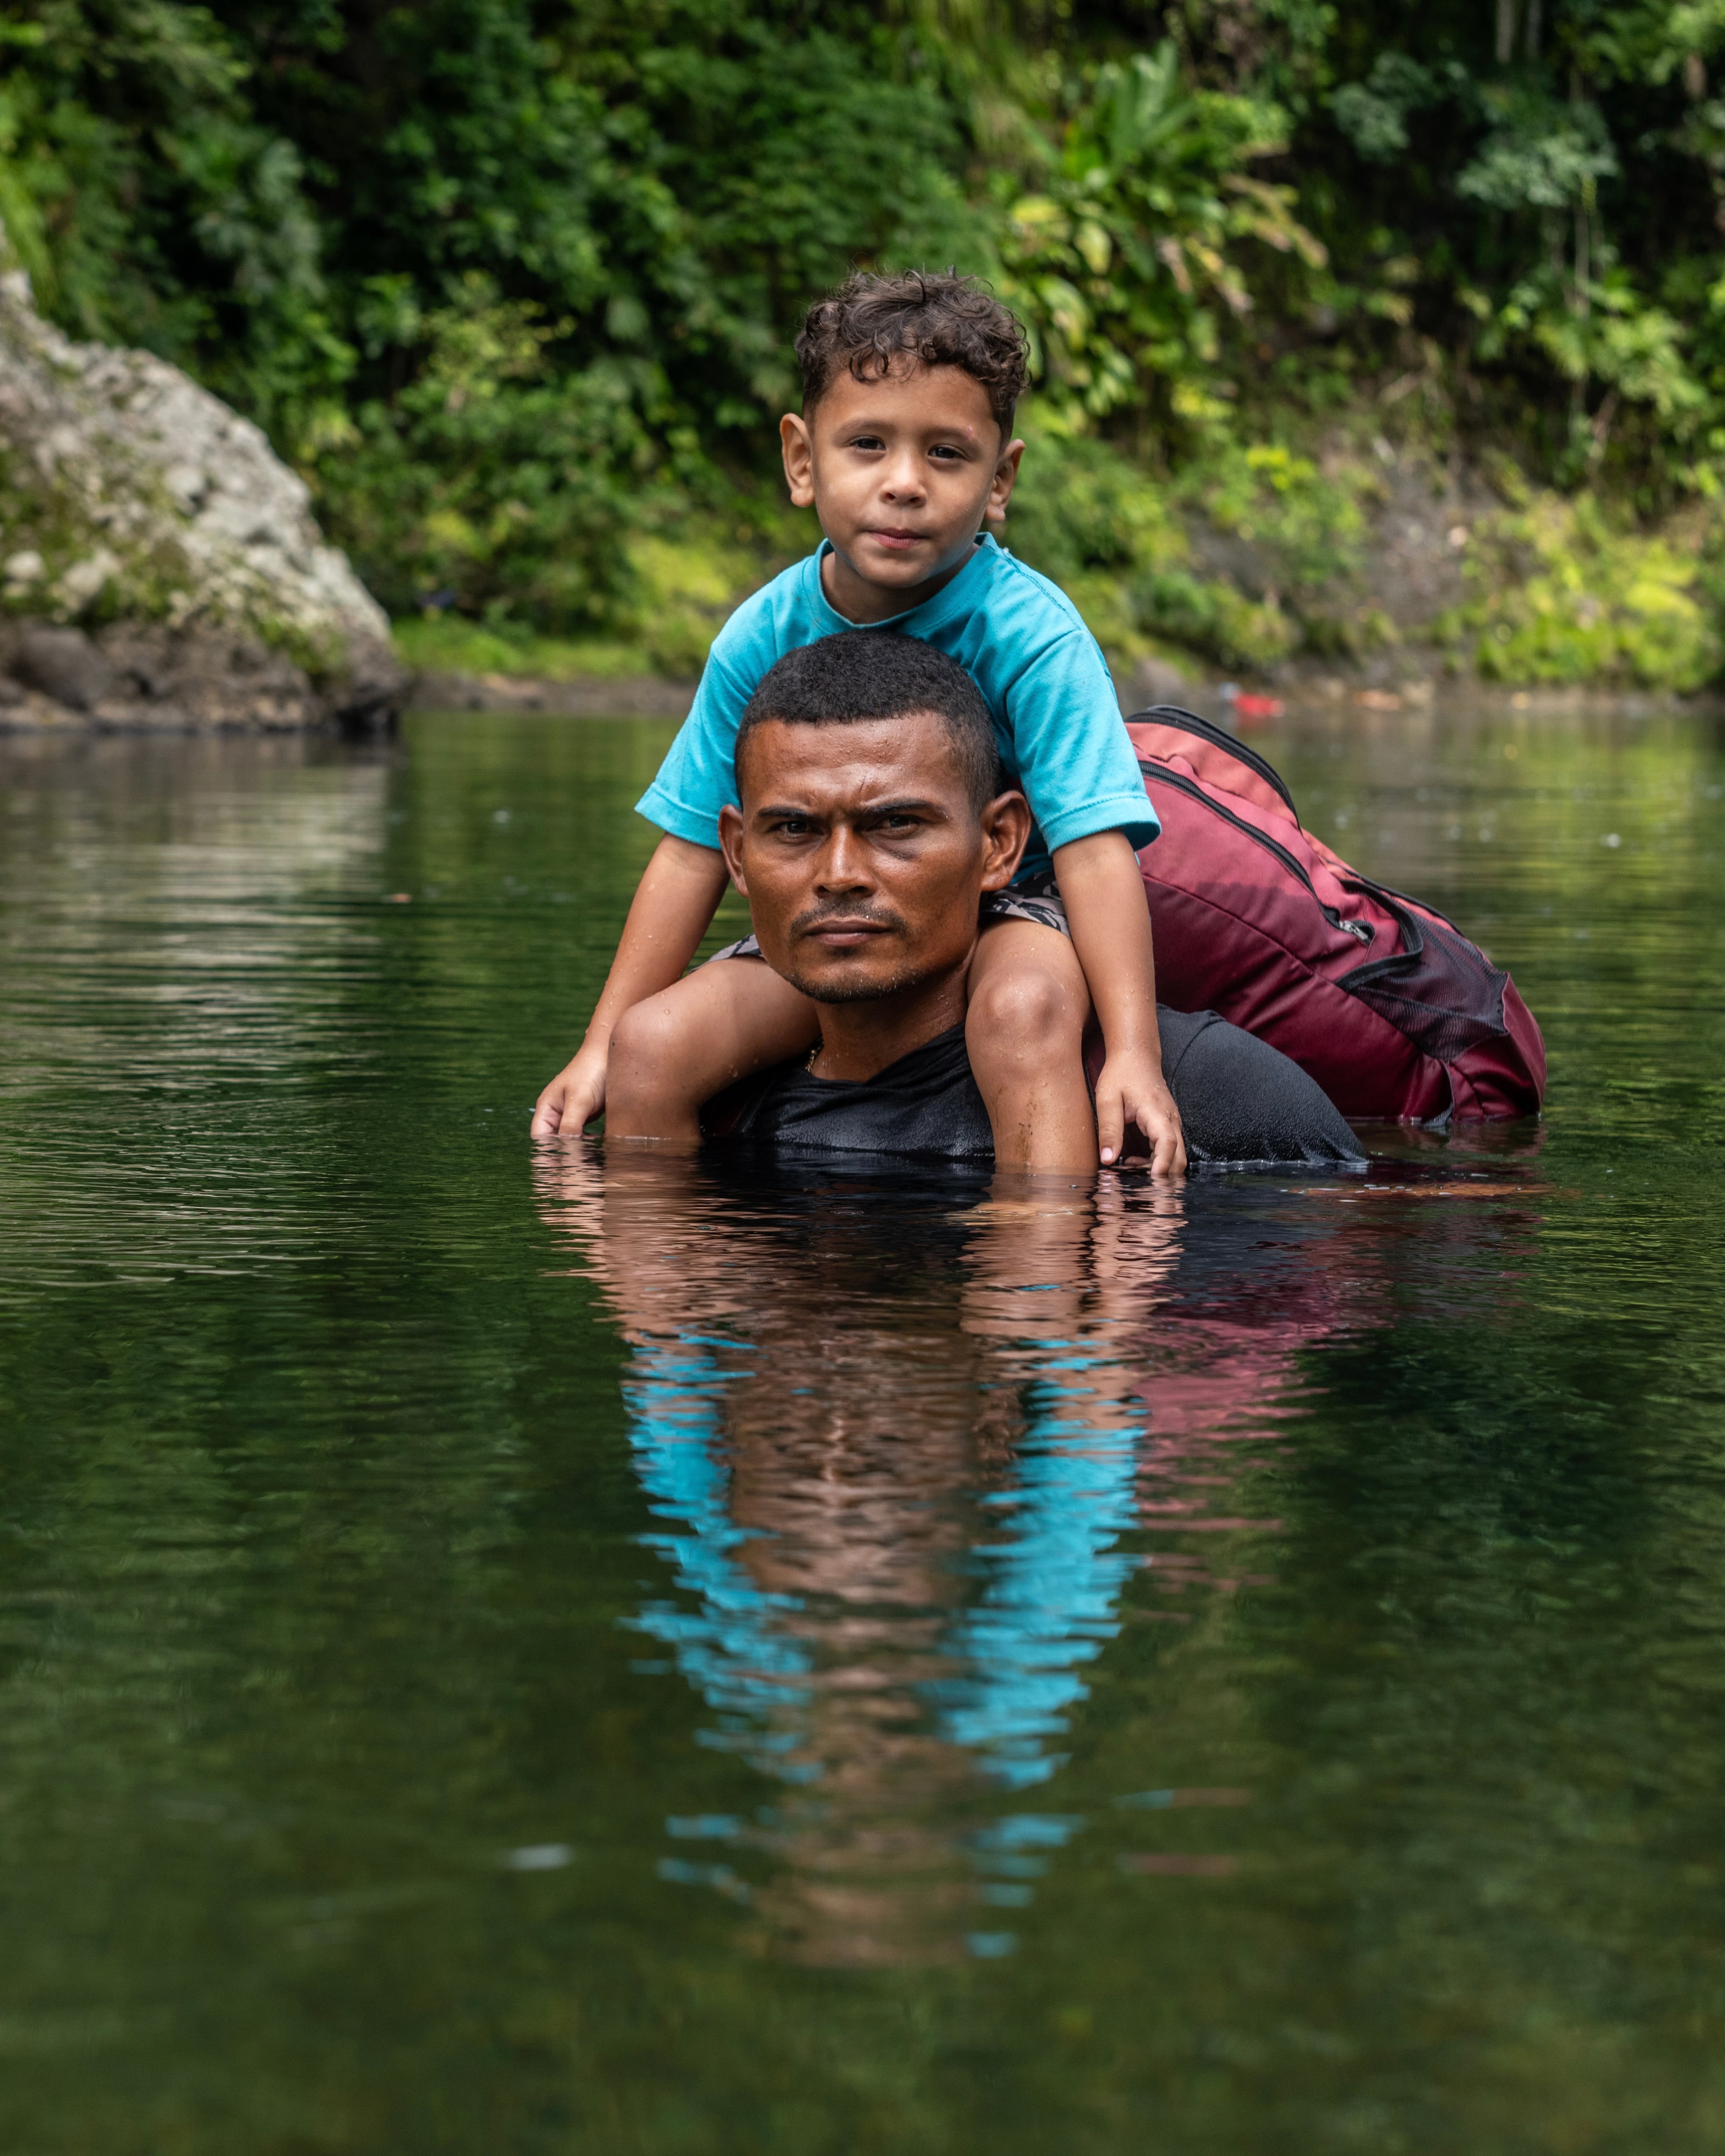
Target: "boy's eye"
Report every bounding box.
[848,434,885,452]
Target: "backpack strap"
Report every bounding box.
[1125,705,1301,825]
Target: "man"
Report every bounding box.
[607,631,1363,1169]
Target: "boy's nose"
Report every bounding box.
[881,453,926,501]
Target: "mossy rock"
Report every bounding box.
[0,245,404,725]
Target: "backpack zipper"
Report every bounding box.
[1341,872,1470,942]
[1140,762,1376,944]
[1127,704,1301,824]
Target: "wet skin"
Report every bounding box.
[717,710,1031,1083]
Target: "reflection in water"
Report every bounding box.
[535,1149,1525,1965]
[539,1152,1134,1961]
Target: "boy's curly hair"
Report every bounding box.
[795,270,1030,433]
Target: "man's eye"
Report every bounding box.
[880,813,920,833]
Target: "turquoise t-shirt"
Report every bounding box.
[634,534,1158,881]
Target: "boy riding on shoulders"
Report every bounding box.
[531,267,1186,1174]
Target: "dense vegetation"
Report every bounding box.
[6,0,1725,683]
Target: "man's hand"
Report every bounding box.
[1094,1049,1187,1177]
[530,1039,608,1138]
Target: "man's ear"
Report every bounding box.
[977,790,1032,890]
[780,413,816,509]
[984,437,1025,528]
[718,802,749,893]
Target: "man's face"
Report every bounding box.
[779,360,1023,602]
[718,712,1029,1005]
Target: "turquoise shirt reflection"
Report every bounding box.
[541,1155,1180,1808]
[626,1338,1145,1789]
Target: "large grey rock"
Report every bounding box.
[0,237,405,730]
[13,625,112,710]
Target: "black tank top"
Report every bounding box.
[705,1013,1364,1169]
[710,1024,992,1159]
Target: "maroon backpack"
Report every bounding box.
[1128,708,1546,1122]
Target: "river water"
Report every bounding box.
[0,704,1721,2152]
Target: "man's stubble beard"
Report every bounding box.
[766,880,981,1006]
[777,952,950,1006]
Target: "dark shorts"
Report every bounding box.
[708,870,1069,964]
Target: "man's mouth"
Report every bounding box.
[793,910,900,952]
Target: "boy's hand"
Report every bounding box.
[1095,1051,1188,1177]
[531,1040,608,1138]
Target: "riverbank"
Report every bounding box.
[6,629,1710,737]
[400,651,1722,728]
[6,417,1719,736]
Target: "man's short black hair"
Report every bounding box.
[795,270,1030,435]
[735,632,1003,814]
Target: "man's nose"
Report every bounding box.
[814,823,873,891]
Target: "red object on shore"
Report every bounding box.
[1230,692,1284,723]
[1128,707,1546,1122]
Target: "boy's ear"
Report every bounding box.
[780,413,816,509]
[718,801,749,892]
[985,437,1026,528]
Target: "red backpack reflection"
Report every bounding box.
[1129,708,1546,1122]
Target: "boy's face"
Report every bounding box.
[780,360,1023,619]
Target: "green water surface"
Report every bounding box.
[1,704,1722,2153]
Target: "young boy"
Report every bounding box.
[531,270,1186,1174]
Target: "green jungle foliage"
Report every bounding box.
[6,0,1725,682]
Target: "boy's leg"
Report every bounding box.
[605,957,820,1145]
[966,920,1098,1173]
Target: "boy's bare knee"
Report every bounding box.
[968,964,1083,1054]
[607,994,692,1109]
[610,994,677,1062]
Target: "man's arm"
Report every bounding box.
[530,837,731,1136]
[1053,830,1188,1176]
